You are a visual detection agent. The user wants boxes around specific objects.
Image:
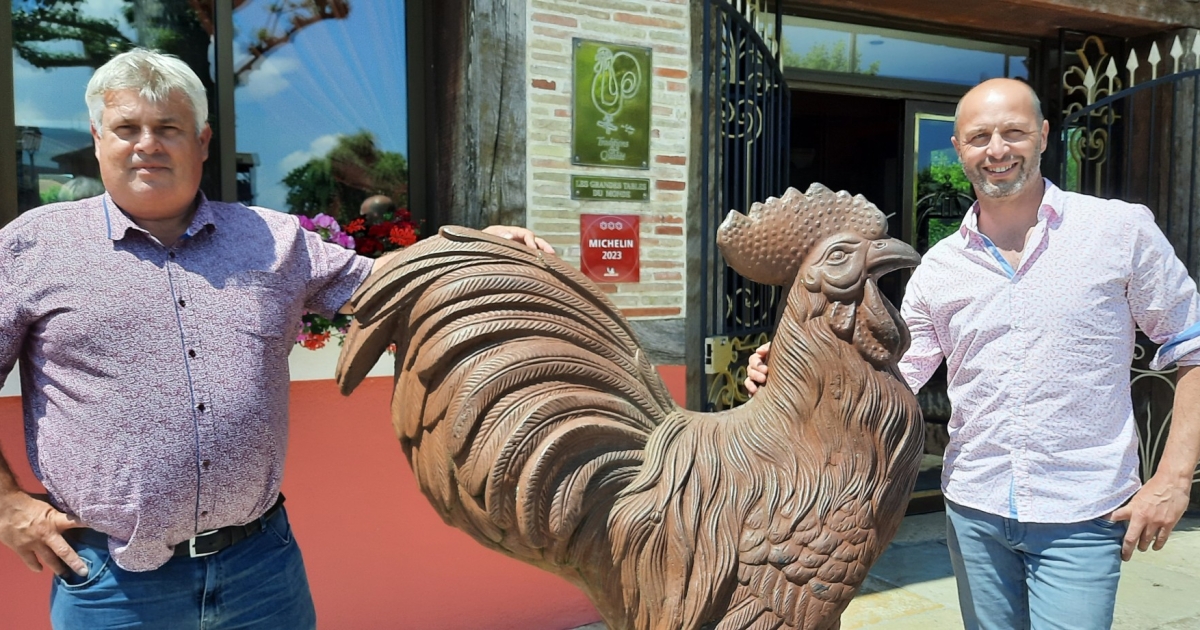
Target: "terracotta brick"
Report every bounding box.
[655,225,683,235]
[554,108,570,117]
[655,155,686,165]
[653,44,688,55]
[621,307,683,317]
[656,180,686,191]
[655,67,688,79]
[666,81,687,92]
[595,283,619,293]
[532,13,578,27]
[614,12,683,29]
[654,272,684,281]
[532,78,557,90]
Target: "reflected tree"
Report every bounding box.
[282,131,409,225]
[12,0,350,81]
[916,154,974,251]
[782,39,881,75]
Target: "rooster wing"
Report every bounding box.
[337,227,676,565]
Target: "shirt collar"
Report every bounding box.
[103,190,218,242]
[957,178,1063,245]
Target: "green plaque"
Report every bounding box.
[572,39,652,169]
[571,175,650,201]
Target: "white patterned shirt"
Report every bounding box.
[900,180,1200,523]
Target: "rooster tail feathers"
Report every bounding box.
[336,226,677,564]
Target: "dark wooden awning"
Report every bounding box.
[779,0,1200,39]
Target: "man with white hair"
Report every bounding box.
[0,48,551,628]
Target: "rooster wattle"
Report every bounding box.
[336,183,925,630]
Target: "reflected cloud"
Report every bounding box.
[279,133,341,174]
[14,98,50,126]
[241,55,302,101]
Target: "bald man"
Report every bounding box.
[748,79,1200,629]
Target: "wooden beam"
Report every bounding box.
[781,0,1189,39]
[1,0,18,226]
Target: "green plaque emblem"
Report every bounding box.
[572,39,652,169]
[571,175,650,201]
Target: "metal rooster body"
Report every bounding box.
[336,184,925,630]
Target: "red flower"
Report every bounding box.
[368,223,392,238]
[345,218,366,234]
[300,331,331,350]
[390,224,417,247]
[356,237,384,256]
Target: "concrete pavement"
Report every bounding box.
[570,512,1200,629]
[843,512,1200,630]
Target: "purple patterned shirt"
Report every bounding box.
[0,193,372,571]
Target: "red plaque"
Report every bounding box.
[580,214,640,283]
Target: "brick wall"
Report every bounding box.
[525,0,691,320]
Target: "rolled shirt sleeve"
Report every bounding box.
[1123,207,1200,370]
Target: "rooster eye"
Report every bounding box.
[827,250,847,263]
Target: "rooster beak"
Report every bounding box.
[865,238,921,279]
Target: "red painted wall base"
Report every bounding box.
[0,365,686,630]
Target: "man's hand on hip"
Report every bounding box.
[1111,472,1191,561]
[0,490,87,576]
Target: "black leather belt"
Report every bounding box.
[70,494,286,559]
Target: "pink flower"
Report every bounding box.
[333,232,356,250]
[313,213,340,231]
[298,215,316,231]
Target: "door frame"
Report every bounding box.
[901,100,960,250]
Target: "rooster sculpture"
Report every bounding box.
[336,184,925,630]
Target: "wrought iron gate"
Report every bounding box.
[698,0,790,411]
[1058,31,1200,489]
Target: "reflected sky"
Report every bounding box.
[233,0,408,211]
[12,0,408,213]
[783,21,1028,86]
[917,118,958,171]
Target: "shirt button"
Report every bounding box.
[197,403,206,412]
[188,349,197,358]
[169,252,176,259]
[201,510,208,517]
[178,298,186,307]
[201,460,211,469]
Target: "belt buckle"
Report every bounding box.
[188,529,221,558]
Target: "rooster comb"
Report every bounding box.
[715,183,889,286]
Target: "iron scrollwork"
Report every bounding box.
[1061,36,1121,195]
[1131,342,1200,485]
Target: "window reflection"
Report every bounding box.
[782,16,1029,85]
[9,0,217,218]
[914,115,973,253]
[232,0,408,226]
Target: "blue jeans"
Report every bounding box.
[50,507,316,630]
[945,499,1125,630]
